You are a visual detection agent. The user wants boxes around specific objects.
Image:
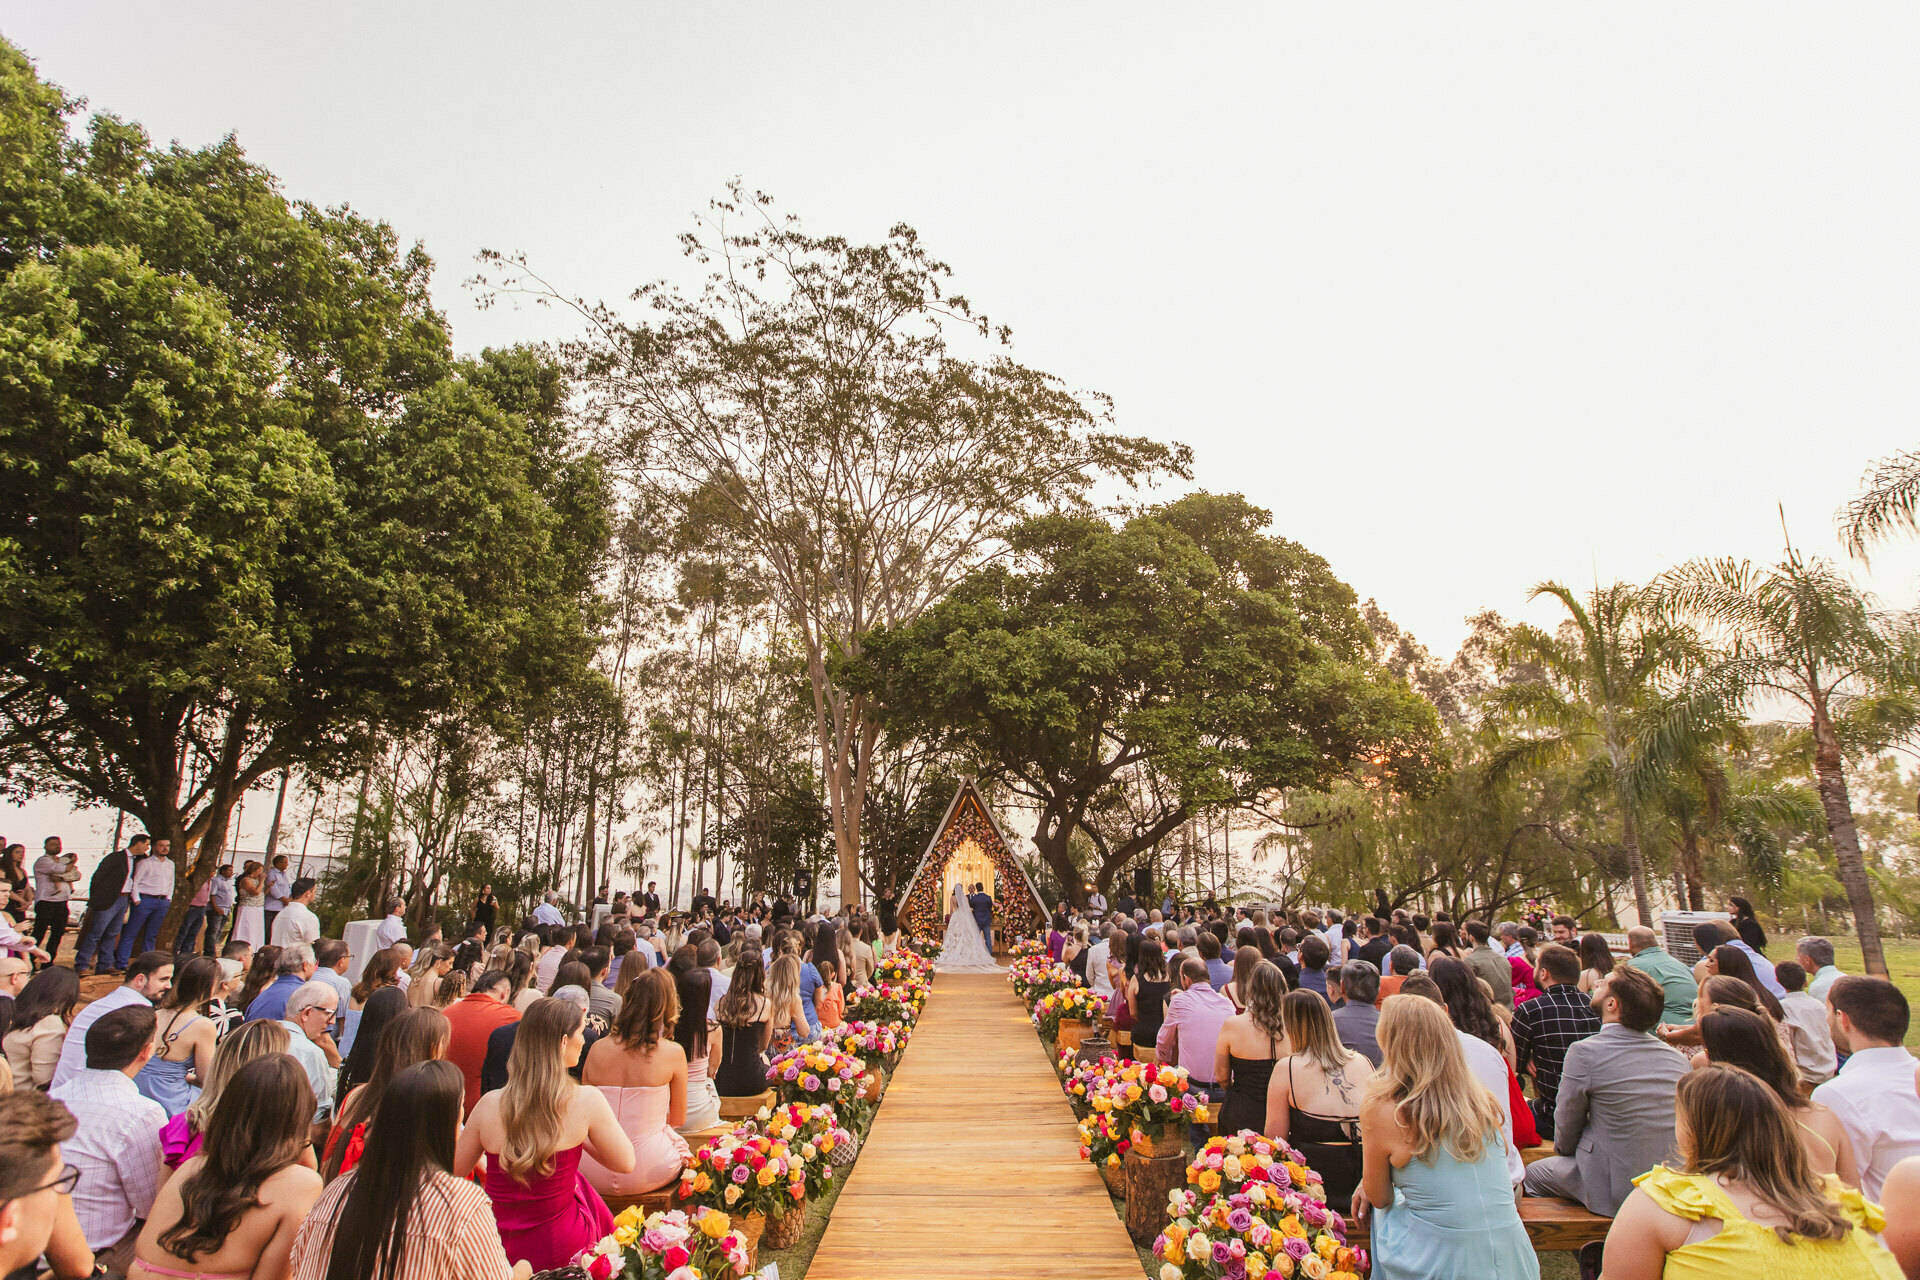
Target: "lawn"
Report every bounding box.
[1817,936,1920,1048]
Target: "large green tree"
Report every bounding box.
[0,40,609,930]
[845,492,1438,904]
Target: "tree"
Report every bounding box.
[0,43,610,934]
[1650,550,1915,973]
[1841,449,1920,558]
[1488,583,1697,925]
[475,184,1188,905]
[847,492,1439,904]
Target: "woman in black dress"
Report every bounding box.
[1128,939,1171,1064]
[471,885,496,934]
[1727,896,1768,954]
[1214,961,1287,1136]
[713,950,773,1097]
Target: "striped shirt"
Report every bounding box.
[289,1168,513,1280]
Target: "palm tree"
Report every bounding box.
[1490,582,1697,925]
[1642,740,1821,911]
[1649,551,1910,974]
[1841,449,1920,559]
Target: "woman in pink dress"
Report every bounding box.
[454,998,635,1271]
[579,969,691,1197]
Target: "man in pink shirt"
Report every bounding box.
[1157,956,1235,1142]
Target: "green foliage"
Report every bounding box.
[849,491,1439,902]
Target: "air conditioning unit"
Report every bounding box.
[1661,911,1731,966]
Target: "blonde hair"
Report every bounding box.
[499,998,583,1182]
[1280,990,1352,1073]
[1365,995,1506,1165]
[185,1020,290,1135]
[768,954,802,1025]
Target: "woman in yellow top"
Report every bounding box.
[1601,1064,1901,1279]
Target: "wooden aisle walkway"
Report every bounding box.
[807,971,1144,1280]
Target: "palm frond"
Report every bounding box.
[1841,449,1920,560]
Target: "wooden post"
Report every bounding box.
[1124,1146,1186,1245]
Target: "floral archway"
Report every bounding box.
[897,780,1049,942]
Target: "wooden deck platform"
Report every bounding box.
[807,971,1145,1280]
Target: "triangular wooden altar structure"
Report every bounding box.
[896,778,1050,943]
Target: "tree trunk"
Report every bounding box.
[1620,808,1654,927]
[1813,701,1886,975]
[263,767,291,863]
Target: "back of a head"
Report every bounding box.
[277,942,315,976]
[1829,975,1910,1046]
[1694,921,1737,953]
[1196,932,1221,961]
[614,968,678,1049]
[1699,1007,1801,1104]
[1398,973,1443,1004]
[554,961,593,996]
[1280,990,1345,1071]
[326,1060,465,1280]
[1710,946,1785,1020]
[1464,920,1490,946]
[1300,934,1331,971]
[1773,960,1807,994]
[86,1004,157,1071]
[1676,1064,1851,1243]
[1245,962,1286,1040]
[674,965,711,1059]
[1536,943,1582,987]
[1604,963,1667,1032]
[1796,935,1836,971]
[501,998,587,1181]
[0,1090,76,1206]
[1388,945,1421,977]
[1340,961,1380,1005]
[1369,995,1502,1164]
[164,1054,314,1263]
[1426,956,1502,1048]
[1180,957,1209,989]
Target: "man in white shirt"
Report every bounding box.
[30,836,80,961]
[1087,923,1114,1000]
[115,837,175,968]
[263,854,291,944]
[1797,935,1846,1004]
[373,896,408,951]
[1814,977,1920,1202]
[269,877,322,949]
[48,1004,166,1261]
[1774,960,1837,1085]
[1085,888,1107,924]
[51,951,172,1089]
[279,980,341,1144]
[532,892,567,928]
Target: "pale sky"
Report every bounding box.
[4,3,1917,866]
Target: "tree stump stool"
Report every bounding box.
[1124,1145,1187,1245]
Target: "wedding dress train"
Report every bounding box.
[936,883,1001,973]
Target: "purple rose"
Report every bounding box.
[802,1074,822,1091]
[1222,1260,1247,1280]
[1228,1193,1251,1210]
[1300,1200,1326,1228]
[1282,1237,1311,1261]
[1226,1208,1253,1233]
[1211,1242,1232,1265]
[731,1164,751,1183]
[1153,1235,1169,1256]
[1270,1165,1291,1189]
[1329,1214,1347,1242]
[783,1065,800,1081]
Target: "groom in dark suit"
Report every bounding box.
[968,882,995,955]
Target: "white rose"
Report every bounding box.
[1161,1265,1184,1280]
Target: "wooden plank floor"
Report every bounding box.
[807,972,1145,1280]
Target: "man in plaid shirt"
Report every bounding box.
[1513,942,1600,1140]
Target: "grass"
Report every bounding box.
[1819,937,1920,1048]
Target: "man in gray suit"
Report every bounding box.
[1522,962,1688,1216]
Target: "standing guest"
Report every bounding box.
[51,950,172,1088]
[72,833,140,975]
[247,943,318,1022]
[1727,895,1768,954]
[135,955,219,1116]
[1158,956,1235,1137]
[292,1060,528,1280]
[1601,1065,1900,1280]
[128,1055,322,1280]
[1698,1006,1857,1183]
[1624,925,1699,1026]
[116,837,176,968]
[324,1006,450,1181]
[159,1020,291,1171]
[374,896,409,952]
[1352,996,1536,1280]
[1126,939,1172,1064]
[175,875,215,957]
[1774,960,1838,1086]
[1085,886,1107,925]
[580,970,690,1197]
[262,855,291,944]
[1522,964,1688,1216]
[713,951,772,1098]
[279,980,342,1144]
[203,864,234,956]
[1814,976,1920,1202]
[6,965,80,1088]
[31,836,80,961]
[231,860,267,947]
[1330,962,1383,1066]
[269,877,321,950]
[454,998,633,1271]
[1212,961,1287,1136]
[472,884,498,935]
[445,969,521,1113]
[0,1089,96,1279]
[1265,990,1374,1211]
[1,841,26,920]
[1797,935,1847,1004]
[48,1005,167,1265]
[1575,933,1615,995]
[1511,943,1601,1141]
[1296,933,1333,997]
[1462,921,1515,1009]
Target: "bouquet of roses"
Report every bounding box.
[1010,937,1049,960]
[678,1127,815,1219]
[766,1043,874,1125]
[1186,1132,1327,1205]
[1008,956,1077,1005]
[1077,1107,1132,1168]
[1087,1060,1198,1128]
[906,934,942,961]
[1031,986,1104,1040]
[873,952,926,984]
[1156,1179,1365,1280]
[828,1018,909,1064]
[1061,1051,1128,1103]
[843,985,914,1026]
[752,1101,853,1194]
[575,1204,753,1279]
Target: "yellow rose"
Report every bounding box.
[756,1165,777,1187]
[1246,1252,1269,1280]
[1269,1256,1294,1278]
[614,1226,638,1247]
[724,1185,742,1205]
[1280,1215,1306,1239]
[1198,1170,1222,1193]
[1127,1084,1143,1101]
[614,1206,645,1229]
[1316,1234,1338,1260]
[700,1210,730,1239]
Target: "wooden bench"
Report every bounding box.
[719,1089,775,1120]
[600,1183,679,1218]
[1342,1196,1608,1255]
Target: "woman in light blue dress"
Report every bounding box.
[1355,994,1538,1280]
[135,956,221,1116]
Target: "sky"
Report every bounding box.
[2,3,1917,870]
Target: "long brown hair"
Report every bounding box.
[324,1007,451,1182]
[160,1055,313,1260]
[235,946,282,1014]
[1700,1008,1803,1110]
[352,948,402,1003]
[499,998,583,1181]
[717,951,765,1025]
[1365,995,1505,1165]
[613,968,677,1050]
[1244,961,1287,1045]
[321,1060,464,1280]
[1676,1065,1852,1243]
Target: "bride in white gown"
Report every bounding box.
[937,881,1001,972]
